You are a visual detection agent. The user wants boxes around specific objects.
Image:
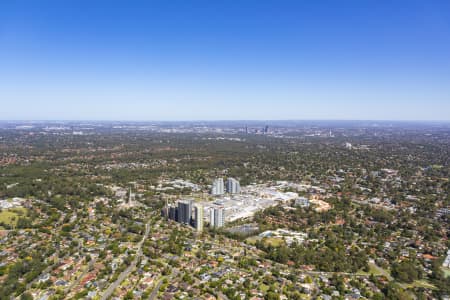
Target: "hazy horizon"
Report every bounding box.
[2,117,450,122]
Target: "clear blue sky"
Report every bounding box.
[1,0,449,121]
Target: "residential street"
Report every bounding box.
[100,223,149,300]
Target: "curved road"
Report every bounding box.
[149,269,179,300]
[100,223,149,300]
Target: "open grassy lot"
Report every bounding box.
[246,236,285,247]
[259,283,269,292]
[405,280,436,290]
[0,210,19,226]
[442,267,450,278]
[357,262,393,280]
[245,236,259,244]
[265,237,284,247]
[0,207,28,227]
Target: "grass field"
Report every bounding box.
[357,264,383,276]
[357,262,393,281]
[245,236,259,244]
[265,237,284,247]
[246,236,285,247]
[442,267,450,278]
[0,210,19,226]
[405,280,436,290]
[259,283,269,292]
[0,207,27,227]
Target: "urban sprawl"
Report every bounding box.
[0,121,449,300]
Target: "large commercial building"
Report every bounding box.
[211,178,225,195]
[178,200,193,225]
[226,178,241,194]
[168,206,178,221]
[194,204,204,232]
[210,207,225,228]
[166,200,203,231]
[295,197,310,208]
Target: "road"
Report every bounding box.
[217,292,230,300]
[17,214,67,299]
[64,257,97,297]
[100,223,150,300]
[148,278,163,300]
[149,269,179,300]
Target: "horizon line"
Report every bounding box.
[1,119,450,123]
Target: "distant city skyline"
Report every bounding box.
[1,1,450,121]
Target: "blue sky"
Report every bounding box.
[1,0,449,121]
